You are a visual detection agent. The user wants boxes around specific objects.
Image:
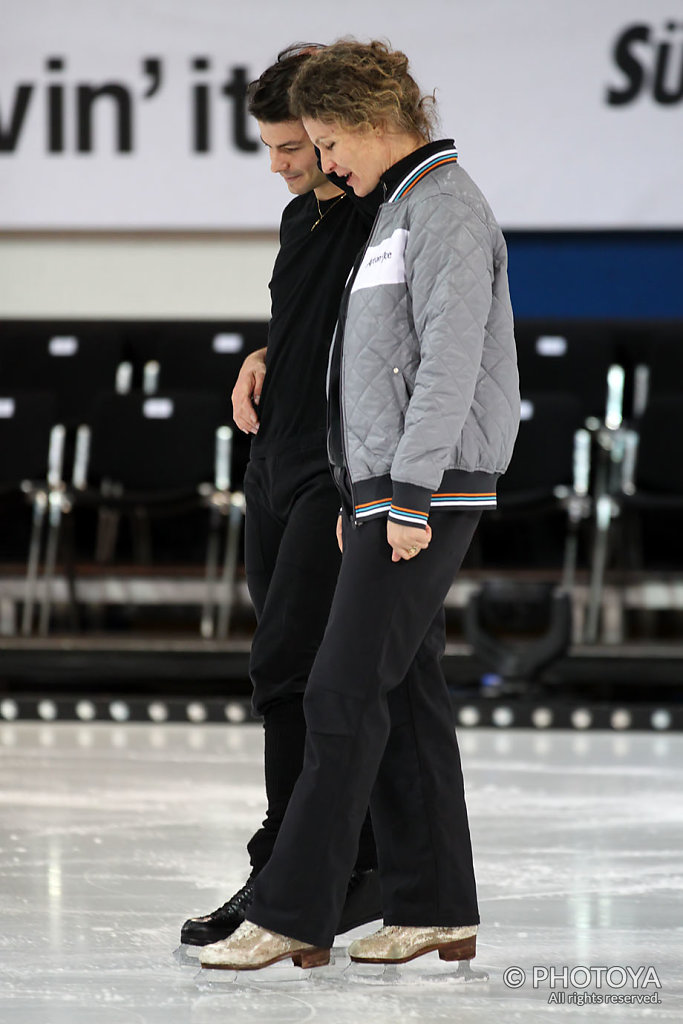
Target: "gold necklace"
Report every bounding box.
[310,193,346,232]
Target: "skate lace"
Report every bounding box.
[214,880,254,919]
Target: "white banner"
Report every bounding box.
[1,0,681,230]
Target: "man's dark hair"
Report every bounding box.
[247,43,323,123]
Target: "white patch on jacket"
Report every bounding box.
[351,228,409,293]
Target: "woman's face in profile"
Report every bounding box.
[303,118,384,197]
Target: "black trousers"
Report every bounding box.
[242,449,375,874]
[244,449,342,716]
[248,509,481,948]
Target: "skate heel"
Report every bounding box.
[291,947,330,969]
[438,935,477,962]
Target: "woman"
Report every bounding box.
[200,39,519,972]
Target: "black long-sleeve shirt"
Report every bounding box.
[251,182,380,458]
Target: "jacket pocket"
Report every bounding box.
[390,365,413,407]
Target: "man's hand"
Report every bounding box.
[336,514,343,553]
[231,348,267,434]
[387,520,432,563]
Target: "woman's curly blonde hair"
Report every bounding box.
[289,39,436,141]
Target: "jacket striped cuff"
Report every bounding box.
[388,481,432,530]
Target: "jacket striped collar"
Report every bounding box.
[387,146,459,203]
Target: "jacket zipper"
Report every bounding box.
[336,195,387,525]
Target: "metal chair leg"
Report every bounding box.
[584,494,614,644]
[202,425,236,638]
[216,494,245,640]
[21,491,47,636]
[39,490,64,636]
[201,505,222,639]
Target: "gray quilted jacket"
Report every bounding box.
[328,142,520,528]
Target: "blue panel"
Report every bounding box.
[505,233,683,320]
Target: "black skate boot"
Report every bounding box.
[180,877,255,946]
[337,867,382,934]
[181,867,382,947]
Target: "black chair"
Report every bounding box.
[583,346,683,642]
[477,392,591,574]
[515,326,618,421]
[154,327,266,393]
[590,394,683,574]
[498,393,587,509]
[71,391,244,637]
[0,391,66,634]
[465,392,591,685]
[623,396,683,501]
[621,393,683,576]
[0,326,125,427]
[631,331,683,407]
[150,326,267,489]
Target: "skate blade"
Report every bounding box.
[194,953,338,989]
[173,944,202,966]
[345,954,489,985]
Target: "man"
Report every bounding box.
[180,46,381,948]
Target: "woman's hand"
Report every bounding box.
[231,347,267,434]
[387,521,432,562]
[336,514,343,553]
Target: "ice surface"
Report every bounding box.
[1,722,681,1022]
